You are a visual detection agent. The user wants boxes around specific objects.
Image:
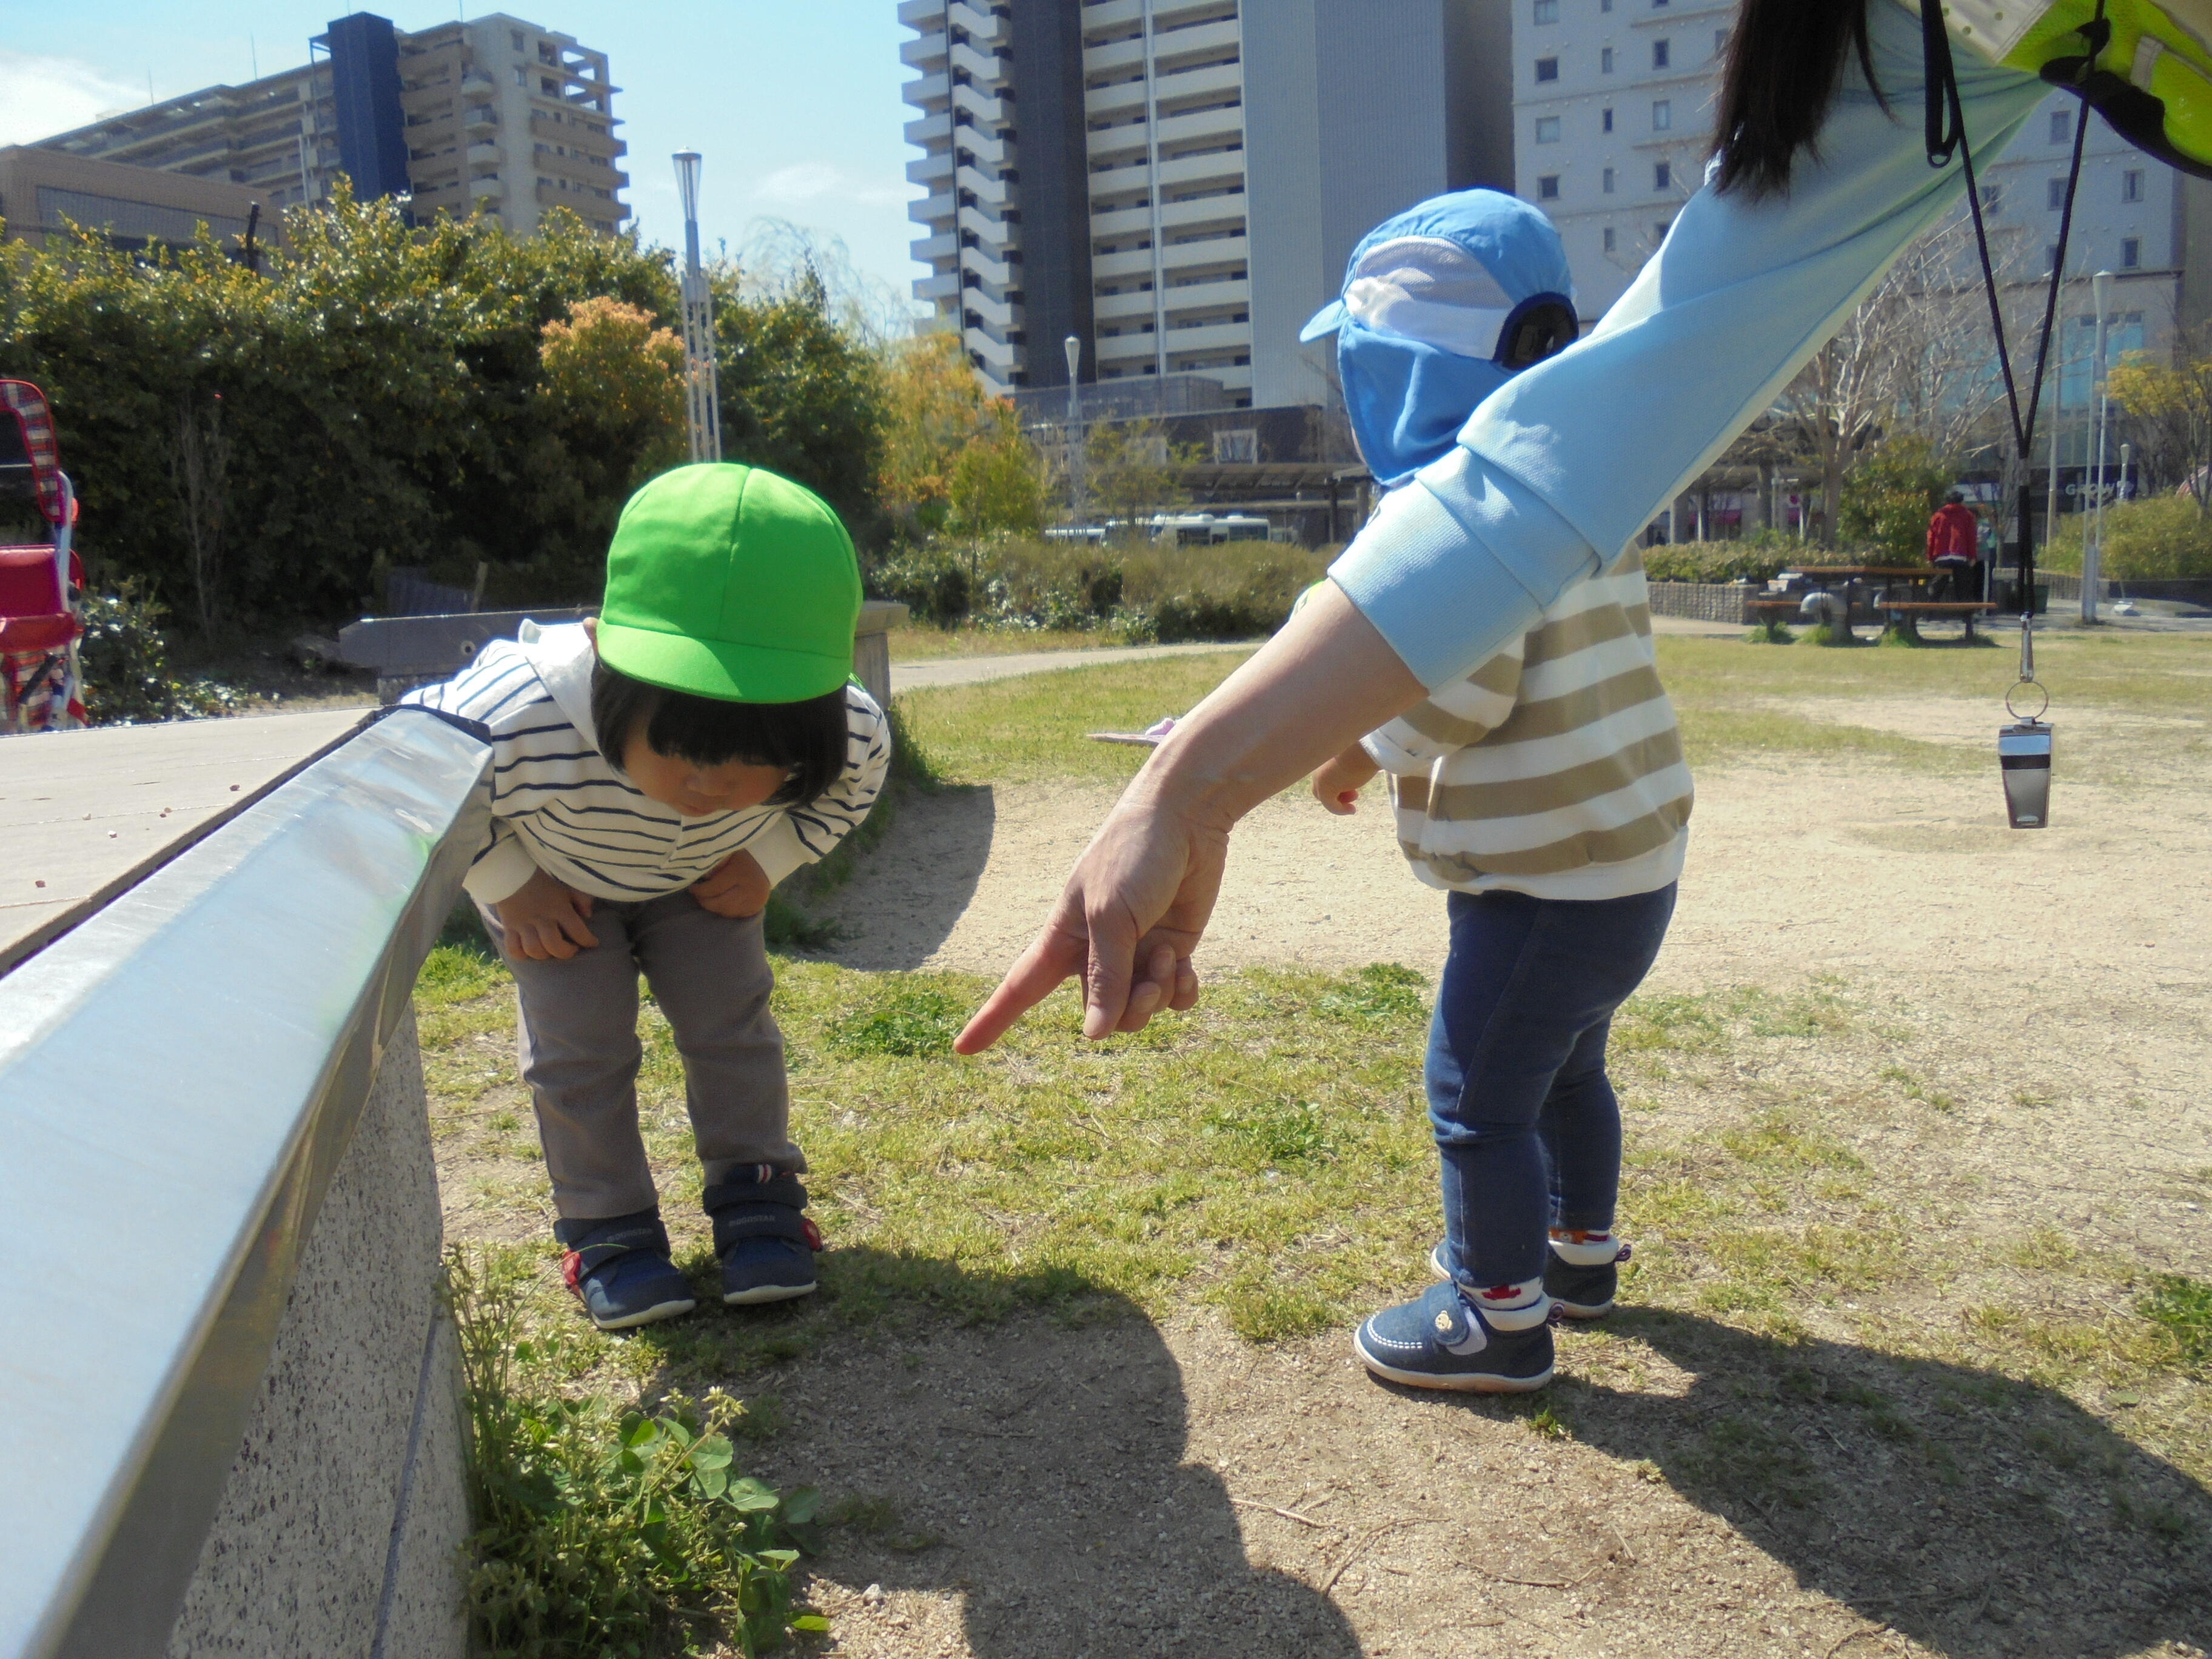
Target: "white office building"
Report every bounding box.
[900,0,1515,409]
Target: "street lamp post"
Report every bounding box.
[674,150,721,464]
[1064,333,1084,525]
[2086,269,2113,623]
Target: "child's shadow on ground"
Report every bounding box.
[645,1248,1361,1659]
[809,786,996,971]
[1437,1308,2211,1658]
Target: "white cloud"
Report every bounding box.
[750,161,910,210]
[0,52,148,147]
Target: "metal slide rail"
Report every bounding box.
[0,711,491,1659]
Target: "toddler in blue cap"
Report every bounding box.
[1302,191,1692,1392]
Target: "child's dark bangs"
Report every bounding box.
[645,684,850,806]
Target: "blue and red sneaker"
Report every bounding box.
[705,1165,822,1305]
[555,1210,698,1331]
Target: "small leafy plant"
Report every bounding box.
[826,980,964,1059]
[447,1248,825,1656]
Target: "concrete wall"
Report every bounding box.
[166,1007,468,1659]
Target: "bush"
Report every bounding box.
[871,549,973,626]
[2039,492,2212,578]
[1840,438,1954,564]
[448,1248,823,1657]
[1642,531,1800,585]
[76,580,236,724]
[872,534,1327,641]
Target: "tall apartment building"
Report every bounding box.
[1513,0,2212,362]
[900,0,1513,411]
[32,12,626,240]
[1510,0,1732,320]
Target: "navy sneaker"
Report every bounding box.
[705,1165,822,1305]
[1355,1280,1555,1393]
[1429,1235,1631,1319]
[1546,1233,1631,1319]
[556,1211,698,1332]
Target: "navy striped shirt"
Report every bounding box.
[404,620,889,905]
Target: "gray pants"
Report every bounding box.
[479,890,800,1221]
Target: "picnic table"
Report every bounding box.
[1759,565,1994,641]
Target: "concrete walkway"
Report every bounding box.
[889,640,1252,694]
[1,708,370,973]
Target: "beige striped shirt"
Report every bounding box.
[1361,549,1691,900]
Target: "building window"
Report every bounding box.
[1602,107,1614,132]
[1653,39,1670,68]
[1655,160,1672,189]
[1533,0,1558,20]
[1983,181,2002,213]
[1652,99,1672,130]
[1539,173,1561,199]
[1536,115,1561,143]
[511,29,525,49]
[1601,45,1615,73]
[2046,243,2061,273]
[2123,168,2144,201]
[2051,108,2071,143]
[1715,27,1730,53]
[2122,236,2141,267]
[1535,56,1560,81]
[514,66,526,85]
[1603,166,1616,193]
[1601,0,1614,10]
[2048,176,2066,210]
[1213,428,1259,463]
[1603,226,1617,252]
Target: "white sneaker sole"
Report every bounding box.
[591,1296,697,1332]
[723,1279,818,1306]
[1353,1329,1555,1393]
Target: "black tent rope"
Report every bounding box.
[1919,0,2104,689]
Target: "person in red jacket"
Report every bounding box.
[1927,492,1982,602]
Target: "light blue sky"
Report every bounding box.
[1,2,927,305]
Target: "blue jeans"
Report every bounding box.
[1427,884,1677,1292]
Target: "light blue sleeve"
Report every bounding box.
[1330,0,2046,689]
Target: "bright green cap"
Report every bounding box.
[597,463,860,704]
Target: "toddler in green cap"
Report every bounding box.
[406,463,888,1329]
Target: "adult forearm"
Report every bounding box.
[1133,578,1425,829]
[1333,0,2045,692]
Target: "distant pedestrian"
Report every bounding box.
[1927,492,1981,602]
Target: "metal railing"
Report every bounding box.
[0,710,491,1659]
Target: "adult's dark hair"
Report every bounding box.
[589,660,851,808]
[1714,0,1879,198]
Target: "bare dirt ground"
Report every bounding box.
[772,700,2211,1659]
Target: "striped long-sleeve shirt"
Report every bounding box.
[403,620,888,907]
[1358,548,1689,902]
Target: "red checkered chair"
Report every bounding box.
[0,380,85,732]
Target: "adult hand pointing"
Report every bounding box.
[953,578,1427,1053]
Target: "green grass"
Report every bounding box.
[888,648,1252,786]
[880,618,2210,790]
[886,623,1124,662]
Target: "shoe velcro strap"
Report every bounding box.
[709,1200,811,1255]
[561,1219,671,1276]
[703,1171,808,1213]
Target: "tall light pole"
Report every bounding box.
[2086,268,2113,623]
[1064,333,1084,525]
[674,150,720,464]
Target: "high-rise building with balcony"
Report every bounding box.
[1513,0,2212,341]
[900,0,1514,410]
[31,12,627,241]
